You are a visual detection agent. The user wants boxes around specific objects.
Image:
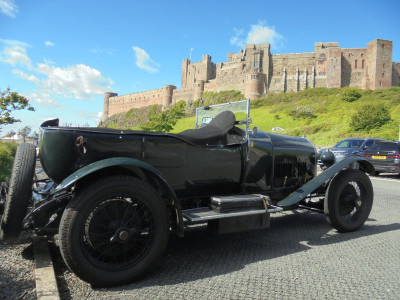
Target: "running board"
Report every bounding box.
[182,205,283,222]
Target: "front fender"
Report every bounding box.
[277,157,374,207]
[51,157,184,237]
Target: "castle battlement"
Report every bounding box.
[103,39,399,121]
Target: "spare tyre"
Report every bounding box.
[0,143,36,241]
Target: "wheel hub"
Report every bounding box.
[110,227,137,243]
[118,230,130,241]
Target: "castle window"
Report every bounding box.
[318,72,326,76]
[382,44,385,49]
[319,53,326,59]
[318,61,324,65]
[277,72,281,76]
[362,60,365,69]
[355,60,358,69]
[382,73,384,77]
[275,79,281,83]
[254,53,261,69]
[251,75,259,80]
[361,53,364,57]
[383,63,385,68]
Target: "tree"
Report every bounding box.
[141,101,186,132]
[0,88,35,129]
[18,126,32,142]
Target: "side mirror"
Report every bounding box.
[252,127,259,135]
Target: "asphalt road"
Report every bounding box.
[47,175,400,300]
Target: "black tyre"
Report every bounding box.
[324,169,373,232]
[0,143,36,241]
[373,171,380,176]
[59,176,169,287]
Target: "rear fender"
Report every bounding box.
[277,157,374,207]
[52,157,184,237]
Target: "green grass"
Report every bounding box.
[103,87,400,146]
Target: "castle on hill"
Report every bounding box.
[103,39,400,120]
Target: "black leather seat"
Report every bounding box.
[177,111,237,146]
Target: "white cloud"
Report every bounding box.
[35,63,114,100]
[12,69,40,85]
[132,46,160,73]
[0,45,32,67]
[24,91,62,107]
[77,110,103,123]
[230,21,284,51]
[0,0,18,18]
[45,41,55,47]
[0,39,29,48]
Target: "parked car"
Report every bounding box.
[0,100,375,287]
[318,138,386,165]
[362,141,400,175]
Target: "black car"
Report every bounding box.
[318,138,386,164]
[362,141,400,175]
[0,100,375,287]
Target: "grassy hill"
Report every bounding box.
[102,87,400,146]
[172,87,400,146]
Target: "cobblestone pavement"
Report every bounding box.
[50,176,400,300]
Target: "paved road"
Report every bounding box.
[48,175,400,300]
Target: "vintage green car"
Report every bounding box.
[0,100,374,287]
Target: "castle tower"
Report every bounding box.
[163,85,176,110]
[245,72,265,99]
[194,80,205,100]
[365,39,393,89]
[326,47,342,88]
[102,92,118,121]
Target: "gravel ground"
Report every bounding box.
[49,176,400,300]
[0,230,36,299]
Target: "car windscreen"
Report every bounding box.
[195,100,250,131]
[334,139,364,148]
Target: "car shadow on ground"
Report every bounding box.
[97,210,400,291]
[20,208,400,298]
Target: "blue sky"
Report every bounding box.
[1,0,399,135]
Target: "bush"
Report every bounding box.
[0,141,18,182]
[289,106,316,120]
[350,104,391,131]
[340,87,362,102]
[141,101,186,132]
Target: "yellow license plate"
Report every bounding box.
[372,155,386,160]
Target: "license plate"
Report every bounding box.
[372,155,386,160]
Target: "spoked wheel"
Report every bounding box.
[0,143,36,241]
[324,169,373,232]
[59,175,169,287]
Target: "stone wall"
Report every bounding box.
[393,62,400,86]
[108,88,164,116]
[104,39,398,119]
